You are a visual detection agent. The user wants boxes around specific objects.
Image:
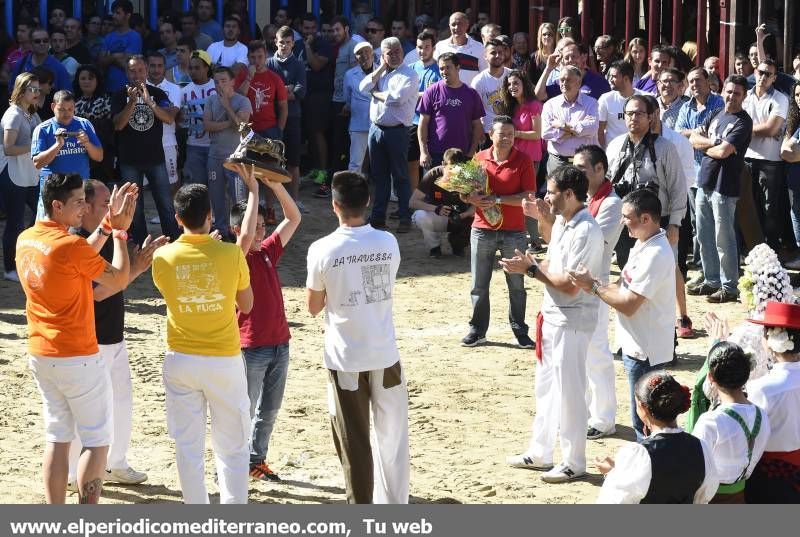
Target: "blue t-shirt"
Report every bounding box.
[200,19,224,42]
[31,116,102,179]
[412,60,442,125]
[10,54,71,92]
[102,30,143,93]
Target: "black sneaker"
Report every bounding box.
[452,247,466,257]
[706,288,738,303]
[313,184,331,198]
[389,210,400,220]
[461,331,486,347]
[587,426,615,440]
[429,246,442,258]
[371,219,387,230]
[396,220,411,233]
[686,282,719,296]
[516,334,535,349]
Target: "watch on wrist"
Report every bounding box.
[112,229,128,241]
[495,196,502,205]
[96,226,111,237]
[590,280,601,295]
[526,264,538,278]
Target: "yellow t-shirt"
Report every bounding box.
[152,233,250,356]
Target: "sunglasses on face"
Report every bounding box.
[756,69,774,77]
[33,39,49,44]
[26,86,42,94]
[366,28,382,34]
[558,26,571,34]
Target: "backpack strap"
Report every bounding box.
[721,406,762,482]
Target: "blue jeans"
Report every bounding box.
[469,228,529,337]
[183,145,209,185]
[695,188,738,294]
[622,354,664,442]
[1,166,38,272]
[243,343,290,464]
[368,124,411,224]
[206,153,239,237]
[790,184,800,247]
[120,162,180,247]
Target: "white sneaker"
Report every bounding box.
[66,479,78,493]
[3,270,20,282]
[149,215,161,224]
[105,467,148,484]
[506,454,553,470]
[541,462,584,483]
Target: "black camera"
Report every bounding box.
[613,180,659,198]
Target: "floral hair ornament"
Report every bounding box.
[647,374,663,389]
[679,384,692,413]
[748,302,800,354]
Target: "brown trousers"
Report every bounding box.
[328,361,406,504]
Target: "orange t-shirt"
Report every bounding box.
[16,220,107,357]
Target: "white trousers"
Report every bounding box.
[526,321,590,473]
[68,341,132,480]
[163,351,250,504]
[348,131,369,173]
[412,209,448,249]
[586,301,617,433]
[327,365,410,504]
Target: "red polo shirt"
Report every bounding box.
[474,147,536,231]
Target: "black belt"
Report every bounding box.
[375,123,405,129]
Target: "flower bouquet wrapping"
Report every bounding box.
[435,159,503,228]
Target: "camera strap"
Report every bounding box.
[611,131,658,187]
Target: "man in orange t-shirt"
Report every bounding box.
[16,173,135,504]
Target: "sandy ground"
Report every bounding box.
[0,186,751,504]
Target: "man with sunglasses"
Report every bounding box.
[9,28,71,93]
[744,60,791,251]
[593,35,620,76]
[364,18,385,65]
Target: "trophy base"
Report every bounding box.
[223,157,292,183]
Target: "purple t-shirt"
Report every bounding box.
[416,81,485,154]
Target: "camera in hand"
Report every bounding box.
[613,180,659,198]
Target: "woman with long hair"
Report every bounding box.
[529,23,556,85]
[1,72,41,282]
[499,70,543,250]
[73,64,115,182]
[624,38,648,85]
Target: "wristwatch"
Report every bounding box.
[96,226,111,237]
[495,196,502,205]
[526,264,538,278]
[112,229,128,241]
[590,280,601,295]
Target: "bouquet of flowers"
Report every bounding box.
[435,159,503,228]
[739,244,795,313]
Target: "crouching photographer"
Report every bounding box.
[410,148,475,257]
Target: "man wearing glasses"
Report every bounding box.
[634,45,673,95]
[657,68,689,130]
[9,28,71,92]
[606,95,686,268]
[742,60,790,252]
[364,18,385,65]
[593,35,620,76]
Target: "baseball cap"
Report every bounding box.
[354,41,372,55]
[191,49,212,66]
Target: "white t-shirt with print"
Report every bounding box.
[615,230,676,366]
[306,224,401,372]
[206,40,248,68]
[598,89,644,148]
[181,80,216,147]
[433,36,487,85]
[470,67,511,132]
